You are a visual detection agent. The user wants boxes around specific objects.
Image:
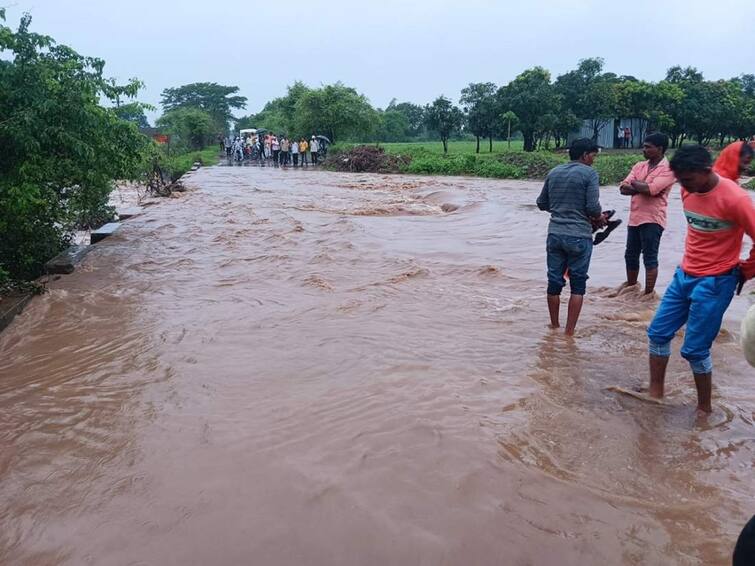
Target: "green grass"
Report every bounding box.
[162,146,221,181]
[329,141,646,185]
[379,140,526,154]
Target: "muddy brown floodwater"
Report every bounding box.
[1,165,754,565]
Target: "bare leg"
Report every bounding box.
[547,294,560,329]
[644,268,658,295]
[693,372,712,413]
[648,354,669,398]
[626,268,639,286]
[564,294,584,336]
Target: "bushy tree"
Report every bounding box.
[386,100,426,138]
[497,67,560,151]
[160,82,246,133]
[0,10,151,280]
[294,82,378,142]
[113,101,151,128]
[555,57,618,141]
[375,109,410,142]
[424,96,463,153]
[460,82,498,153]
[156,107,215,151]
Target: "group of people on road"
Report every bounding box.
[537,134,755,414]
[223,133,325,167]
[616,125,634,148]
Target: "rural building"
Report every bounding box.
[568,118,646,149]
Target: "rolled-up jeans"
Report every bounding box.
[546,233,593,296]
[647,266,738,373]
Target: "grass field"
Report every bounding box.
[328,141,646,185]
[378,140,526,154]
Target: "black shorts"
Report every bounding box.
[625,223,663,270]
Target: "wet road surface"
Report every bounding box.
[1,165,754,565]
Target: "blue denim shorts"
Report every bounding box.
[546,233,593,295]
[647,266,738,373]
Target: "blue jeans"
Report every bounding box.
[647,266,738,373]
[546,233,593,296]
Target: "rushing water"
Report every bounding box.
[1,165,754,565]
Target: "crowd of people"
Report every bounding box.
[222,133,327,167]
[537,134,755,414]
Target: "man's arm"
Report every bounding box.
[536,176,550,211]
[734,195,755,281]
[585,169,602,219]
[620,162,640,195]
[630,167,676,196]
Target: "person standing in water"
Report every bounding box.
[645,145,755,414]
[537,138,605,336]
[617,133,676,295]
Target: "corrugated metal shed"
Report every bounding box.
[568,118,646,148]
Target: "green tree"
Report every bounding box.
[113,101,151,128]
[497,67,559,152]
[0,10,151,280]
[499,110,519,149]
[424,96,463,153]
[156,107,215,151]
[460,82,498,153]
[386,100,426,138]
[293,82,378,143]
[375,109,410,142]
[555,57,618,142]
[160,82,246,133]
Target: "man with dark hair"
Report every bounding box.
[537,138,604,336]
[617,133,675,295]
[734,515,755,565]
[645,145,755,413]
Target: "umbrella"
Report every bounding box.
[315,135,331,144]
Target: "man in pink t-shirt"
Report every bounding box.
[618,133,676,294]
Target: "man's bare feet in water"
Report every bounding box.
[607,281,641,298]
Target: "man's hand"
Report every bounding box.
[619,183,635,196]
[591,214,608,230]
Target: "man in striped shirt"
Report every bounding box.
[537,138,605,336]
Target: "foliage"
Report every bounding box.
[113,101,152,128]
[460,82,498,152]
[294,82,379,143]
[160,82,246,133]
[424,96,463,153]
[555,57,617,141]
[0,12,151,281]
[324,145,410,173]
[375,110,410,142]
[386,100,426,138]
[745,178,755,191]
[157,107,216,151]
[497,67,560,151]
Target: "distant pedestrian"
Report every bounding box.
[300,138,309,166]
[310,136,319,165]
[280,137,290,166]
[617,125,625,148]
[272,136,280,166]
[291,140,300,167]
[624,127,632,149]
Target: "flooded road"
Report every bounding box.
[1,165,754,565]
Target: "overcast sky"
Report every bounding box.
[5,0,755,122]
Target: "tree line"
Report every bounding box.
[229,58,755,153]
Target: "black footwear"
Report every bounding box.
[594,219,622,245]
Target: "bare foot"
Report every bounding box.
[696,405,712,416]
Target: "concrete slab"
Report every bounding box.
[118,207,143,221]
[91,222,120,244]
[45,245,93,274]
